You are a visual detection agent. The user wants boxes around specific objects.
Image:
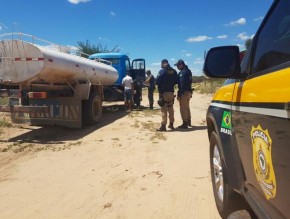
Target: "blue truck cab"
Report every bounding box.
[89,53,145,102]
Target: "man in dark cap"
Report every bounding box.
[155,59,178,131]
[175,59,193,129]
[144,70,155,109]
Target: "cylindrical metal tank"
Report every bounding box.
[0,39,118,86]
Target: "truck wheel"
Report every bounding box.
[83,92,102,126]
[210,132,245,219]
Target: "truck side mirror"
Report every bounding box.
[203,46,241,78]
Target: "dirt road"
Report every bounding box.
[0,92,221,219]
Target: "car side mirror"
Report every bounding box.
[203,46,242,79]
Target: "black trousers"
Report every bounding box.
[148,88,154,107]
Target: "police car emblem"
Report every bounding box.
[251,125,276,200]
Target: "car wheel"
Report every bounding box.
[210,132,246,219]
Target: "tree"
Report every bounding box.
[77,40,120,57]
[245,38,252,51]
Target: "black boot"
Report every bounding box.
[188,119,191,127]
[168,123,174,130]
[150,104,153,109]
[178,121,188,129]
[157,124,166,132]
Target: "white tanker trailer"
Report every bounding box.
[0,33,118,128]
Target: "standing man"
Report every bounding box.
[122,72,134,112]
[133,79,142,110]
[175,59,193,129]
[144,70,155,109]
[156,59,178,131]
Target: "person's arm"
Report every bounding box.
[187,70,193,92]
[130,78,134,90]
[174,70,178,85]
[156,70,163,94]
[178,71,185,96]
[144,75,151,84]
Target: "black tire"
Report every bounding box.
[210,132,246,219]
[82,92,102,126]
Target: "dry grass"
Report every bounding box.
[0,97,9,105]
[194,80,225,94]
[126,108,166,142]
[1,139,83,153]
[0,113,12,128]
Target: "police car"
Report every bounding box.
[203,1,290,218]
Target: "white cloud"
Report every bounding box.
[179,25,189,30]
[186,35,213,42]
[225,18,246,26]
[254,16,264,22]
[152,62,160,66]
[217,35,228,39]
[237,32,249,41]
[194,58,204,65]
[110,11,116,17]
[236,18,246,25]
[98,36,111,42]
[43,44,78,54]
[237,44,245,51]
[180,50,191,57]
[68,0,91,4]
[0,23,8,31]
[191,68,203,76]
[237,32,251,41]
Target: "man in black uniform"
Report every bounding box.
[156,59,178,131]
[133,79,142,110]
[175,59,193,128]
[144,70,155,109]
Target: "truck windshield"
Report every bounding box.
[102,58,119,65]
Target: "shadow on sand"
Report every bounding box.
[174,125,207,132]
[0,103,130,145]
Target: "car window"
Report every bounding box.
[253,1,290,73]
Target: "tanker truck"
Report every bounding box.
[0,33,118,128]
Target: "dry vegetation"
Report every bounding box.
[193,79,225,94]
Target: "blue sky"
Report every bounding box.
[1,0,273,76]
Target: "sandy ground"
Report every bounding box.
[0,91,221,219]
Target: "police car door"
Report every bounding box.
[232,1,290,217]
